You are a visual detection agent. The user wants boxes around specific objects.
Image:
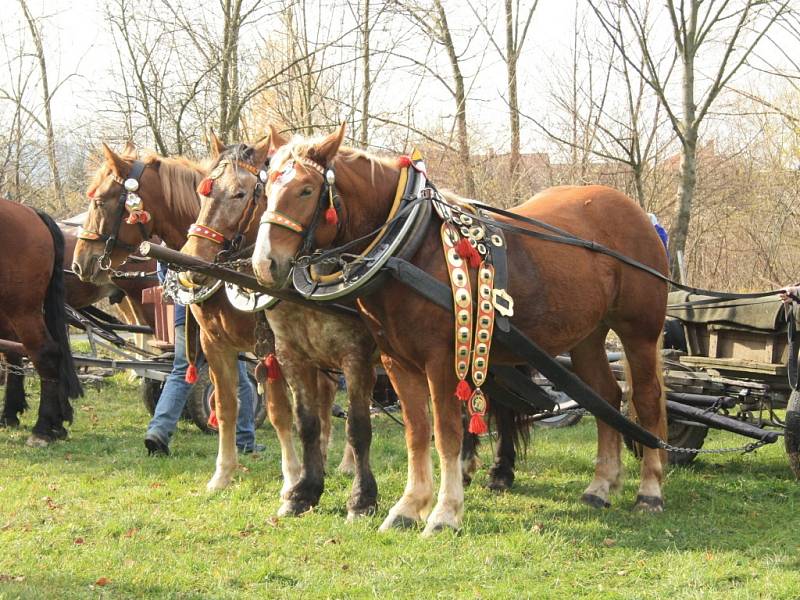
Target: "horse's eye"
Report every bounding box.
[233,191,246,199]
[300,187,313,198]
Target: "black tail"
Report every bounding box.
[36,210,83,418]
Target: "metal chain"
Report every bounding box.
[0,362,29,377]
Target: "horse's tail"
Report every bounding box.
[36,210,83,416]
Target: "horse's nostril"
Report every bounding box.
[71,262,82,276]
[269,261,279,281]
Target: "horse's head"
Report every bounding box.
[252,123,346,288]
[72,143,158,283]
[178,133,273,286]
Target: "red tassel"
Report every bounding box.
[138,211,151,224]
[468,412,488,435]
[455,237,481,268]
[87,187,96,198]
[185,363,198,384]
[197,178,213,197]
[207,408,219,431]
[265,353,281,383]
[455,379,472,401]
[397,155,412,168]
[325,206,338,225]
[126,212,139,225]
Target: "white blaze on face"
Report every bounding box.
[253,160,294,280]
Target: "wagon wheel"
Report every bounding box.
[786,390,800,479]
[140,377,192,420]
[186,366,267,434]
[622,403,707,466]
[535,412,584,429]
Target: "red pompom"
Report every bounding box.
[455,237,481,268]
[397,155,412,168]
[185,363,198,384]
[197,178,213,197]
[207,408,219,431]
[325,206,338,225]
[138,211,151,224]
[265,353,281,383]
[468,412,488,435]
[455,379,472,401]
[87,187,96,198]
[125,212,139,225]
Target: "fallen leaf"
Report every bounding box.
[0,521,12,531]
[266,517,279,527]
[602,538,616,547]
[617,570,627,576]
[0,574,25,583]
[341,564,349,571]
[530,523,544,534]
[95,577,110,586]
[149,482,162,489]
[74,537,85,545]
[323,538,338,545]
[123,528,138,538]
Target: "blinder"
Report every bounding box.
[78,159,150,270]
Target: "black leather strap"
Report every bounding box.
[383,256,665,450]
[483,216,510,333]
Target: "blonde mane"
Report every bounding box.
[143,153,209,216]
[271,134,399,185]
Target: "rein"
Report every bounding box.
[78,160,150,270]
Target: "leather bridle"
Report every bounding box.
[189,158,270,257]
[78,160,150,270]
[259,157,341,261]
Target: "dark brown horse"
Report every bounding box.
[251,124,669,536]
[0,199,83,444]
[178,133,378,518]
[3,223,156,430]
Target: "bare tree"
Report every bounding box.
[18,0,63,208]
[590,0,790,276]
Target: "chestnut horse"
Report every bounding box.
[252,125,669,536]
[70,143,358,513]
[0,199,83,444]
[178,134,378,518]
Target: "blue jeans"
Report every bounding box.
[146,325,258,450]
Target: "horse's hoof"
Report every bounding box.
[0,417,20,428]
[486,477,513,492]
[462,473,473,487]
[346,505,376,523]
[277,500,313,517]
[337,463,356,477]
[378,513,421,531]
[206,476,232,492]
[25,434,50,448]
[581,493,611,509]
[633,494,664,512]
[421,519,460,538]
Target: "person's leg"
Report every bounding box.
[146,325,194,449]
[234,361,258,451]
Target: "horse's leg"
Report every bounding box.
[619,333,667,512]
[341,358,377,521]
[379,356,434,531]
[1,353,26,427]
[487,403,518,491]
[279,364,325,517]
[266,378,301,500]
[204,341,240,491]
[317,371,336,467]
[570,326,624,508]
[334,370,357,475]
[460,418,479,487]
[421,365,465,537]
[23,318,69,446]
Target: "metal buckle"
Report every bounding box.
[492,288,514,317]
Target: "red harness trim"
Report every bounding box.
[261,211,305,234]
[78,229,102,241]
[187,223,226,244]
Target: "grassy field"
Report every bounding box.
[0,374,798,599]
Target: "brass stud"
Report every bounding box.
[458,346,469,358]
[479,315,491,328]
[447,249,463,266]
[481,300,492,312]
[469,226,484,240]
[457,309,469,325]
[460,214,473,226]
[479,284,491,299]
[455,288,470,308]
[475,357,486,369]
[451,267,466,286]
[478,330,490,342]
[460,226,471,237]
[473,371,485,384]
[477,243,487,255]
[457,361,468,373]
[491,234,503,247]
[458,327,470,342]
[476,343,488,355]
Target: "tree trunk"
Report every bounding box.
[505,0,520,203]
[434,0,475,197]
[360,0,370,147]
[219,0,232,139]
[19,0,64,209]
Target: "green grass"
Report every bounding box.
[0,375,798,599]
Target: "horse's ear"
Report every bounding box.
[102,143,128,178]
[209,130,226,159]
[122,140,136,156]
[314,122,346,165]
[268,124,289,151]
[251,134,272,168]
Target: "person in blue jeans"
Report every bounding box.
[144,265,264,456]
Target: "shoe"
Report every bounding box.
[144,434,170,456]
[207,409,219,432]
[238,443,266,455]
